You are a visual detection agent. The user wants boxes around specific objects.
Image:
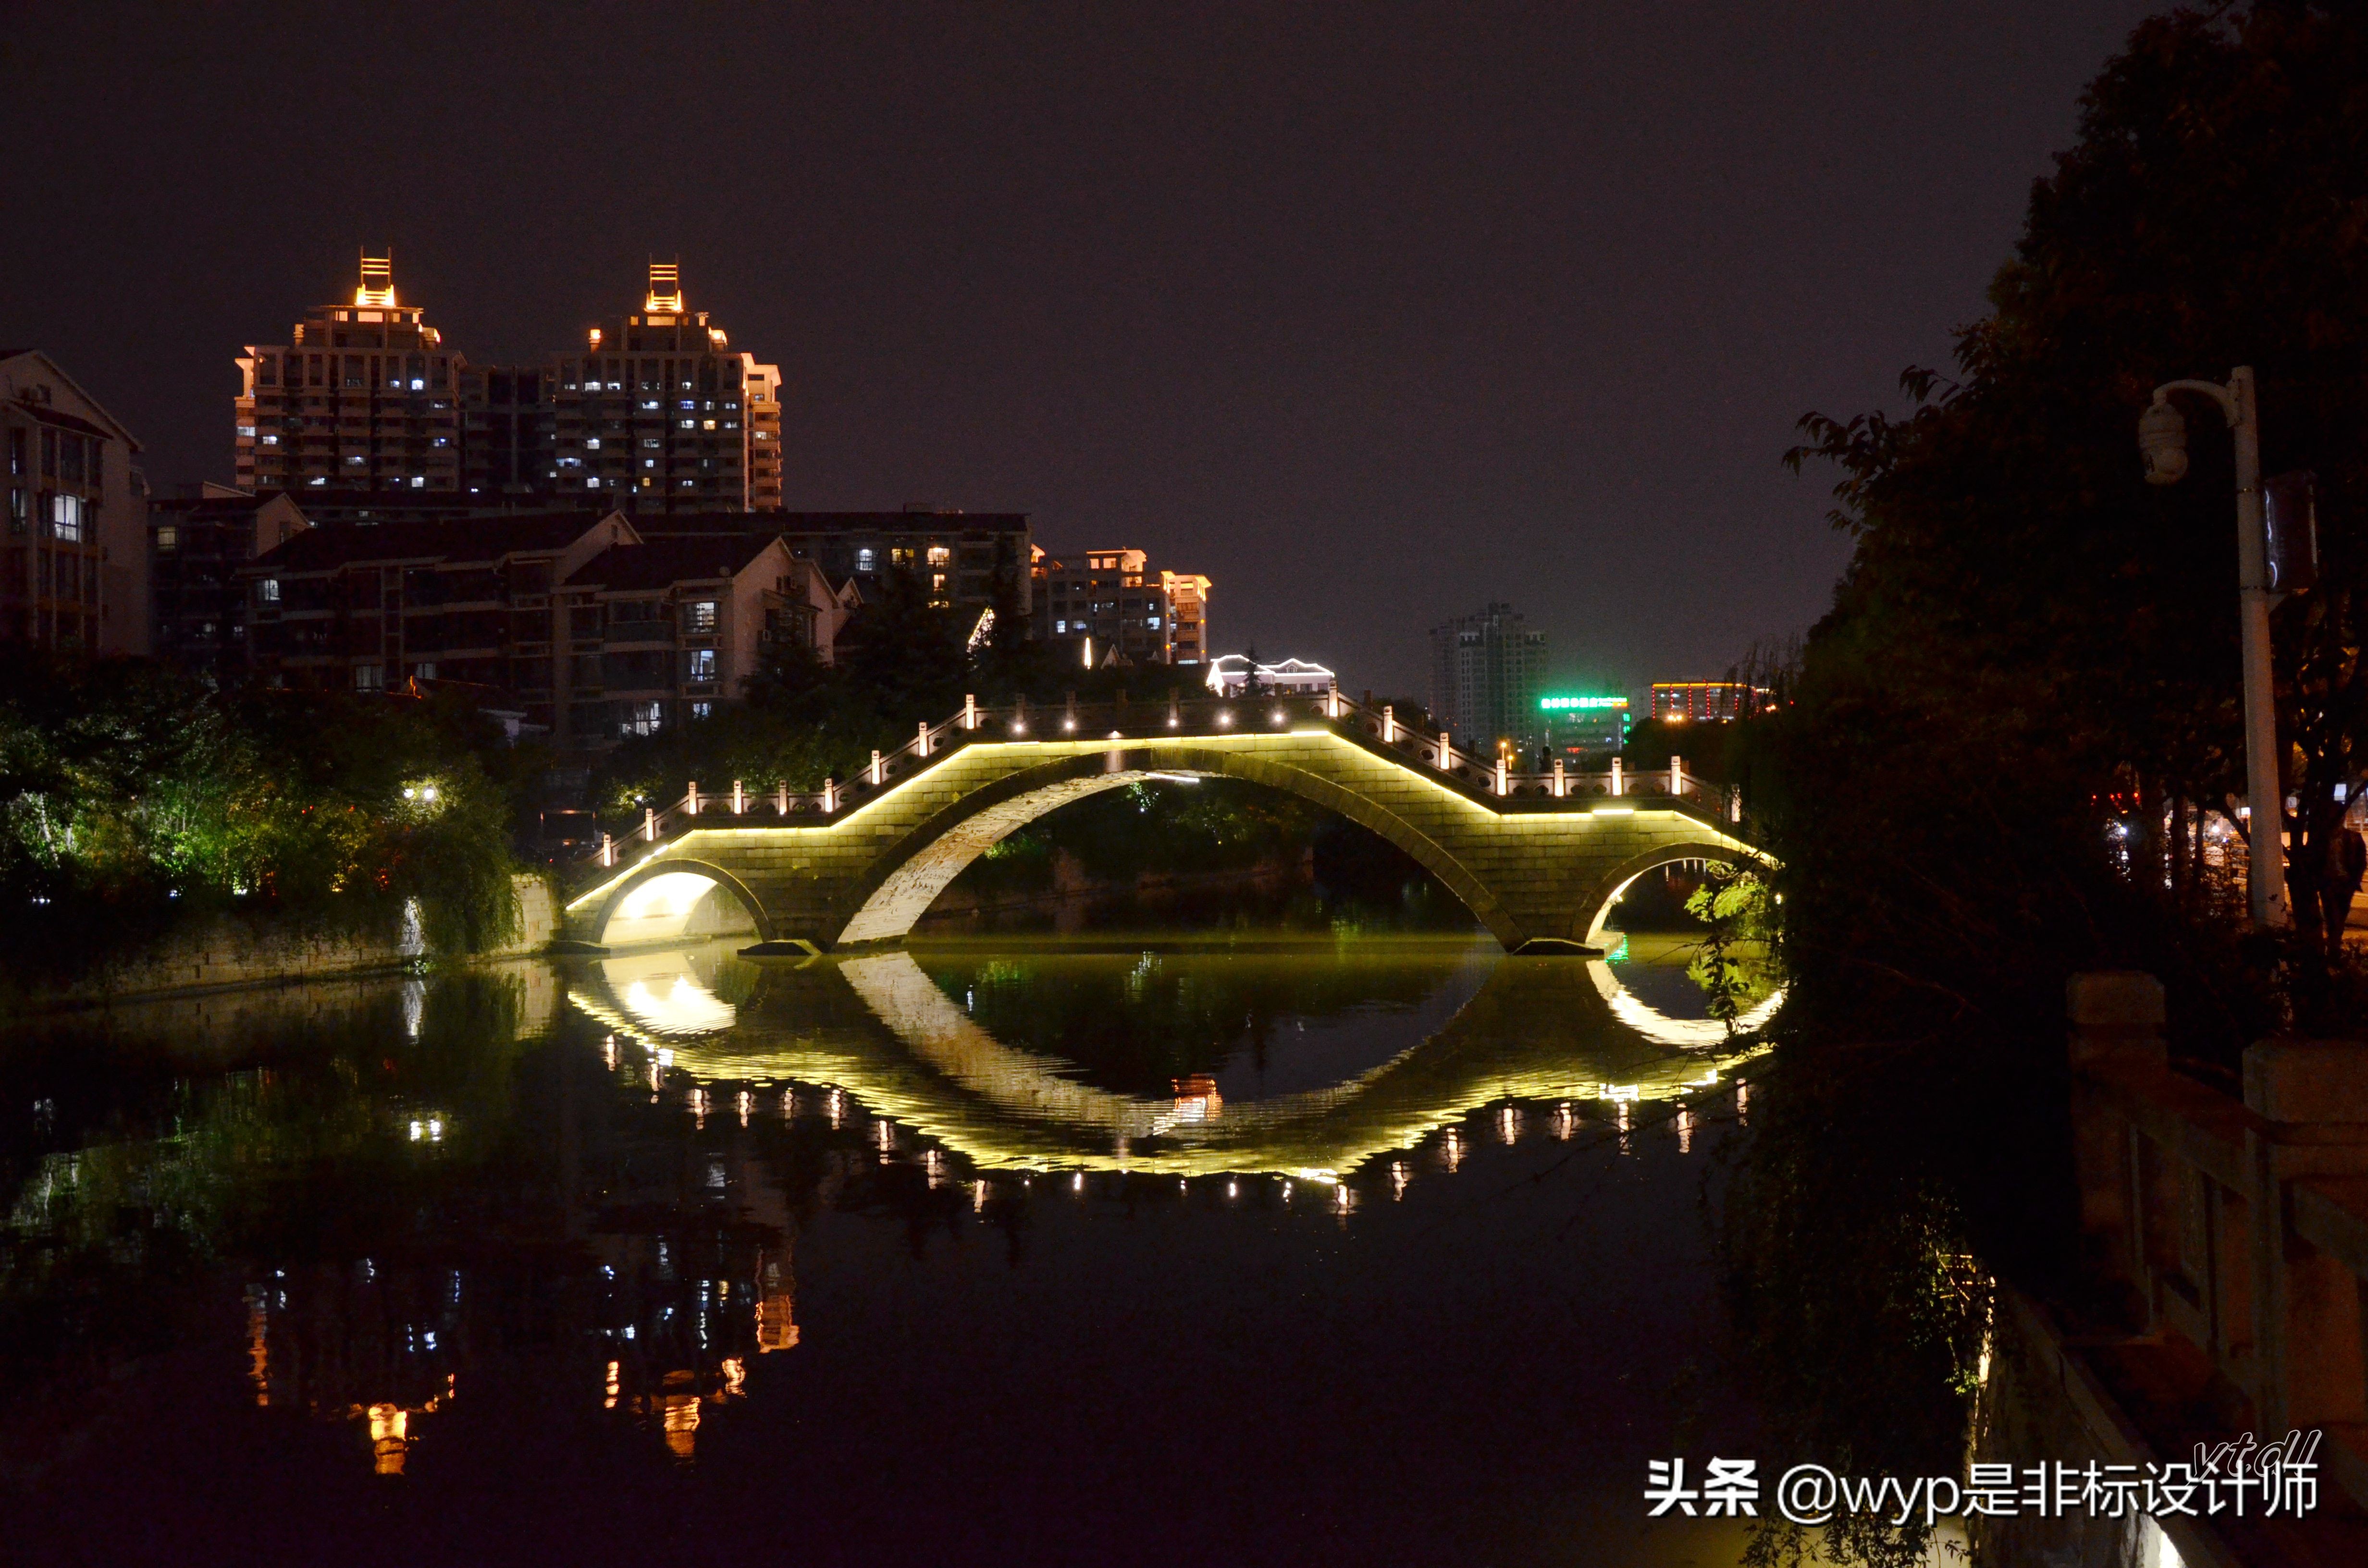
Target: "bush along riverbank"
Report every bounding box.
[0,649,539,1002]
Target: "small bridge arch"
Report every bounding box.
[1579,841,1777,948]
[592,858,770,948]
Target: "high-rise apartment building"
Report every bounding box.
[1,349,148,655]
[235,254,466,496]
[236,257,782,513]
[1031,547,1212,667]
[531,263,784,513]
[1429,602,1548,754]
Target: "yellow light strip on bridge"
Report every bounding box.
[566,728,1763,915]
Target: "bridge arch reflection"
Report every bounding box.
[566,940,1779,1178]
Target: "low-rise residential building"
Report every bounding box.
[1032,547,1212,667]
[1205,655,1333,697]
[637,508,1030,640]
[149,486,312,680]
[241,509,635,714]
[1,349,149,656]
[238,511,851,746]
[556,534,852,741]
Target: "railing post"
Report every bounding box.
[1063,691,1078,733]
[1730,787,1742,823]
[731,779,745,815]
[643,807,658,841]
[1438,731,1452,770]
[822,777,837,813]
[1670,756,1683,796]
[776,782,789,815]
[869,750,883,786]
[600,833,615,867]
[1553,757,1566,798]
[1494,757,1507,796]
[1382,704,1397,743]
[1168,688,1180,729]
[1610,758,1623,796]
[917,720,931,758]
[963,692,977,730]
[1325,683,1340,720]
[1012,695,1028,734]
[686,780,699,816]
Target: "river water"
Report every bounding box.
[2,931,1776,1567]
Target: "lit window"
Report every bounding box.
[641,438,660,449]
[702,419,716,431]
[155,524,178,552]
[690,700,713,720]
[345,454,365,466]
[684,649,717,682]
[49,494,84,542]
[260,434,280,446]
[683,600,719,633]
[927,546,951,566]
[237,424,257,438]
[258,577,280,602]
[641,400,659,411]
[409,378,425,391]
[355,663,385,691]
[679,419,695,429]
[856,548,876,573]
[410,477,426,489]
[586,478,602,490]
[1147,615,1161,628]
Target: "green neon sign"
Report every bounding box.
[1539,695,1628,711]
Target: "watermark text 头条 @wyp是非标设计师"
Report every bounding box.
[1643,1430,2323,1526]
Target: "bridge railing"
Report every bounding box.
[576,687,1740,870]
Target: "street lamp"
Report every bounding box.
[2139,365,2286,927]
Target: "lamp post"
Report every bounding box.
[2139,365,2286,927]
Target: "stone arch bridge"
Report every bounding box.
[559,691,1772,955]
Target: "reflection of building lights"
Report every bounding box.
[737,1090,751,1127]
[1281,1181,1293,1203]
[661,1394,700,1459]
[604,1360,620,1409]
[974,1180,989,1212]
[1736,1081,1750,1125]
[603,1034,618,1069]
[1497,1105,1519,1145]
[780,1087,796,1118]
[1334,1183,1353,1213]
[1170,1074,1222,1122]
[1072,1172,1085,1194]
[367,1403,409,1475]
[1441,1129,1463,1173]
[1226,1179,1238,1200]
[827,1089,845,1128]
[722,1358,746,1397]
[1676,1105,1693,1154]
[1553,1102,1574,1141]
[1391,1161,1410,1199]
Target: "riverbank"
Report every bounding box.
[1,874,557,1016]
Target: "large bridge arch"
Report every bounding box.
[833,746,1517,948]
[590,857,771,949]
[1579,841,1777,948]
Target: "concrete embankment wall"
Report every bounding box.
[7,875,557,1013]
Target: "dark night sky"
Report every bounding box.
[2,2,2158,698]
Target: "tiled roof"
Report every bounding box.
[255,512,621,571]
[634,509,1028,535]
[563,535,780,590]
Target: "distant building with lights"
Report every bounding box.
[148,485,311,679]
[235,256,782,513]
[644,508,1030,633]
[1649,680,1768,723]
[1031,547,1212,666]
[1,349,148,655]
[1538,694,1630,756]
[235,510,850,745]
[235,254,466,497]
[1205,655,1333,697]
[1429,602,1547,753]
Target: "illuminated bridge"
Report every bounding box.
[559,690,1771,955]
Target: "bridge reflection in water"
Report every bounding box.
[566,937,1778,1181]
